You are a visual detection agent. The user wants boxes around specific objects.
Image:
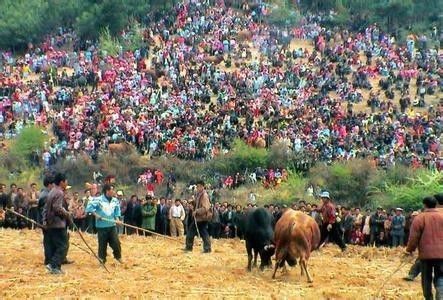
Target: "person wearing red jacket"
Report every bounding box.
[318,191,347,251]
[405,196,443,300]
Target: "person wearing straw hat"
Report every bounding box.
[85,184,122,264]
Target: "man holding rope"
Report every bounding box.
[42,173,72,275]
[184,180,212,253]
[405,196,443,300]
[85,184,122,264]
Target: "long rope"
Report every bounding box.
[375,256,414,298]
[5,207,110,273]
[71,241,92,255]
[5,208,44,229]
[99,216,182,243]
[71,222,111,273]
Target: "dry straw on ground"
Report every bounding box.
[0,229,421,299]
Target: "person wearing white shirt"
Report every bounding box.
[169,199,185,237]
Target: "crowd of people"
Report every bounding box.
[0,178,420,249]
[0,0,442,172]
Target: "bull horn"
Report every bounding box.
[264,244,275,250]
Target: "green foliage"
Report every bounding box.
[268,6,301,26]
[309,160,376,208]
[0,0,155,50]
[209,139,268,175]
[371,170,443,211]
[0,0,48,49]
[301,0,441,33]
[261,171,308,204]
[99,27,122,57]
[8,126,47,167]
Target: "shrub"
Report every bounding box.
[371,170,443,211]
[308,159,377,208]
[208,139,268,175]
[99,27,121,57]
[53,154,96,187]
[7,126,47,168]
[266,141,291,169]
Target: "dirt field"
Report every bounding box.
[0,229,422,299]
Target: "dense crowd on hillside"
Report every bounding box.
[0,180,418,248]
[0,0,442,171]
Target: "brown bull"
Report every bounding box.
[238,30,253,41]
[204,55,224,65]
[252,137,266,148]
[108,142,133,156]
[272,209,321,283]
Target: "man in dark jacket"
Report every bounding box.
[0,183,8,210]
[124,195,142,234]
[42,173,71,275]
[209,203,221,239]
[156,197,168,235]
[341,207,354,244]
[38,176,54,265]
[369,206,386,247]
[405,196,443,300]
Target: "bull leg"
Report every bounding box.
[259,250,267,271]
[300,258,305,276]
[253,249,258,268]
[246,244,253,271]
[281,264,288,274]
[272,259,281,279]
[301,260,313,283]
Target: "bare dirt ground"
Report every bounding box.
[0,229,421,299]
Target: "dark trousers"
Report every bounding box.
[97,227,121,263]
[43,229,50,265]
[421,259,443,300]
[185,221,211,252]
[74,218,85,231]
[409,259,422,279]
[209,222,221,239]
[86,214,96,233]
[320,223,346,250]
[46,228,68,269]
[391,234,405,247]
[27,207,39,228]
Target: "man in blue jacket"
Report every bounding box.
[86,184,122,264]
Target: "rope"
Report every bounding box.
[6,207,110,273]
[99,216,182,243]
[5,208,44,229]
[375,256,414,298]
[71,222,110,273]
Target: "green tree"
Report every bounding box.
[7,126,47,167]
[0,0,48,50]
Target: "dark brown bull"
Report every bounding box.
[272,209,321,283]
[108,142,133,156]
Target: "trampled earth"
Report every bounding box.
[0,229,421,299]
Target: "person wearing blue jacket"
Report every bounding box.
[86,184,122,264]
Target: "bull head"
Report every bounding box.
[264,244,275,251]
